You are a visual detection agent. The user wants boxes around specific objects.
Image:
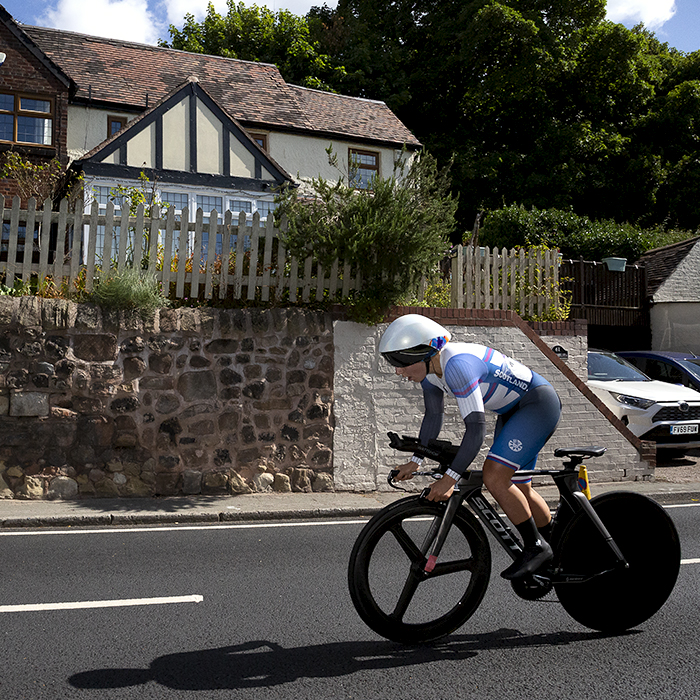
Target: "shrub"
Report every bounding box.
[277,150,457,323]
[91,267,169,318]
[478,205,655,261]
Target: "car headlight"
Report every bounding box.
[611,393,656,410]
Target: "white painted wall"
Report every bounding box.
[332,321,648,491]
[68,104,409,187]
[653,241,700,303]
[66,105,135,162]
[270,131,406,184]
[650,303,700,353]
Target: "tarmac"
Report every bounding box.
[0,477,699,529]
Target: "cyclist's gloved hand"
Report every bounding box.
[425,474,457,502]
[393,461,417,481]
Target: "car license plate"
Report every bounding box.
[671,424,699,435]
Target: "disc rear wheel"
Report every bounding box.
[554,491,680,632]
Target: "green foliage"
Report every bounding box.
[304,1,700,233]
[277,151,456,322]
[0,279,32,297]
[478,205,661,261]
[161,1,345,91]
[91,267,169,319]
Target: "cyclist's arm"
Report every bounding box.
[442,354,488,480]
[418,379,444,447]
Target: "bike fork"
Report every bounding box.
[422,491,463,572]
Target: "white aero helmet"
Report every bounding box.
[379,314,451,368]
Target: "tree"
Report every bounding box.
[160,1,346,91]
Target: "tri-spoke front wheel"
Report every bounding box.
[348,496,491,643]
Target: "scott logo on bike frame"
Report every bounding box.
[471,494,521,553]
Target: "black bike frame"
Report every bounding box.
[386,433,628,583]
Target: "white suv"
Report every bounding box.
[587,350,700,452]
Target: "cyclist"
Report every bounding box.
[379,314,562,580]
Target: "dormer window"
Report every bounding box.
[0,93,53,146]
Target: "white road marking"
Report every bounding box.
[682,558,700,565]
[0,594,203,613]
[0,519,371,536]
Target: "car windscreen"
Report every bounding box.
[588,352,650,381]
[678,358,700,380]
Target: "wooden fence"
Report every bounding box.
[1,196,561,313]
[450,244,562,317]
[0,196,362,303]
[560,258,647,327]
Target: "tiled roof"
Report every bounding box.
[636,236,700,297]
[22,24,420,148]
[288,85,420,146]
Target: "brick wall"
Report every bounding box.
[333,307,652,491]
[0,20,70,204]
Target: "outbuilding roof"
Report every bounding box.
[637,236,700,298]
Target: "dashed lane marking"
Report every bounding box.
[0,594,203,613]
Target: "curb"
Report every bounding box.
[0,486,698,529]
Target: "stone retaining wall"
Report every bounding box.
[0,298,335,499]
[0,299,651,500]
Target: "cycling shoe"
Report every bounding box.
[501,540,553,580]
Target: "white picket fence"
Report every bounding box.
[1,196,558,312]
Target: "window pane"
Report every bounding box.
[351,152,377,167]
[0,113,13,140]
[349,150,378,190]
[0,94,13,112]
[17,116,52,145]
[161,192,188,210]
[350,168,376,189]
[20,97,51,113]
[109,119,124,136]
[256,201,277,219]
[196,195,222,213]
[229,199,252,213]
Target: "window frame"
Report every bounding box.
[249,132,268,151]
[348,148,379,190]
[0,92,54,147]
[108,116,127,137]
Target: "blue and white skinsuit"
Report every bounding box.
[417,343,562,483]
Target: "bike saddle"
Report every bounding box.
[554,446,606,459]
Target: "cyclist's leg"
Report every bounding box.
[512,453,551,529]
[485,385,560,578]
[482,458,531,523]
[516,482,551,529]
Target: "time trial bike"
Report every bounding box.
[348,432,681,644]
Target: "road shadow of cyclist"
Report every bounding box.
[68,627,633,690]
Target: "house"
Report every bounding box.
[636,236,700,353]
[0,5,420,243]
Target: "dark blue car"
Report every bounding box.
[617,351,700,393]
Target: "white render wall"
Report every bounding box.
[66,105,136,163]
[650,303,700,354]
[332,320,649,492]
[270,131,405,185]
